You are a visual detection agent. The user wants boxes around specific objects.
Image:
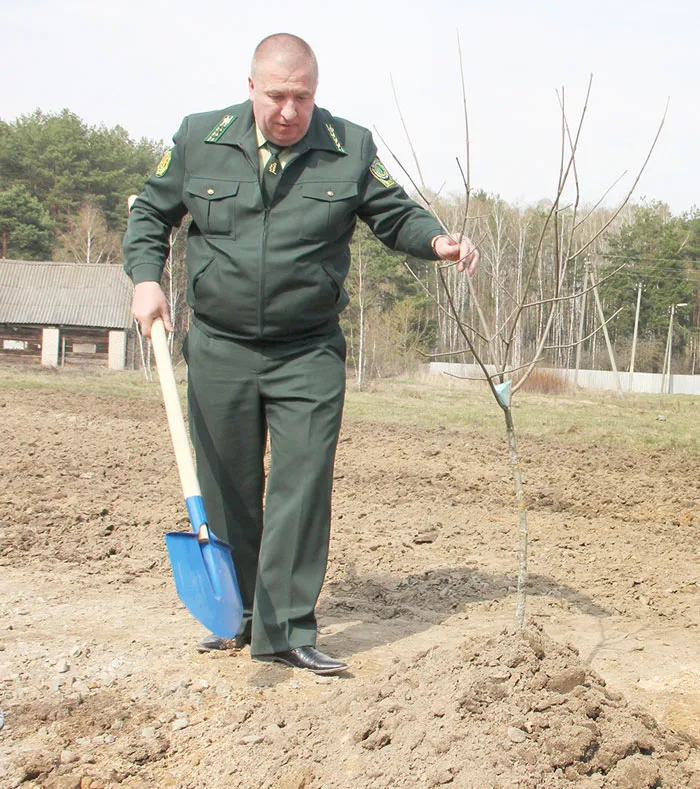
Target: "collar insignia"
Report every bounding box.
[205,115,237,143]
[324,123,347,154]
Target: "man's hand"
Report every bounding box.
[131,281,172,338]
[432,234,480,275]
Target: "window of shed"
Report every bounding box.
[73,343,97,354]
[3,340,27,350]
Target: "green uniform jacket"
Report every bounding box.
[123,100,443,341]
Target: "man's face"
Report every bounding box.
[249,60,317,147]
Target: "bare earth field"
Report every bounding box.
[2,370,700,788]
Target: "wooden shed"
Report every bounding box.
[0,260,138,369]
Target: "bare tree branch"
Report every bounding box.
[572,170,628,233]
[544,307,623,349]
[390,73,428,192]
[374,126,451,236]
[404,260,489,343]
[505,84,593,382]
[521,264,625,307]
[570,99,669,260]
[456,30,471,231]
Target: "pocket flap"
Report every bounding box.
[185,177,240,200]
[301,182,358,202]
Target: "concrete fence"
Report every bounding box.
[426,362,700,396]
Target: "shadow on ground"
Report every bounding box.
[246,563,609,686]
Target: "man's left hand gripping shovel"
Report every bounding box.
[151,317,243,638]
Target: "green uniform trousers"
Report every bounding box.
[183,321,346,655]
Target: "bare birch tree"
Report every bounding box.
[55,202,121,264]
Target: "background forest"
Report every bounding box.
[1,109,698,379]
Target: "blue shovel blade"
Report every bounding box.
[165,530,243,638]
[164,525,243,639]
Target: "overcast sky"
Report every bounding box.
[2,0,698,213]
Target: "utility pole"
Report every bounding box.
[573,267,589,390]
[589,260,624,399]
[661,302,688,394]
[628,282,643,392]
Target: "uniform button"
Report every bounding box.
[326,190,334,197]
[206,188,215,195]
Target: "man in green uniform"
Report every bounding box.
[124,33,479,675]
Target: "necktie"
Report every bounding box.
[261,142,283,206]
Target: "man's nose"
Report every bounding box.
[280,101,297,121]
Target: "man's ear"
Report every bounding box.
[248,77,255,100]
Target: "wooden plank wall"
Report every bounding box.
[1,325,140,370]
[0,325,43,364]
[60,327,109,367]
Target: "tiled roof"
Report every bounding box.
[0,261,133,329]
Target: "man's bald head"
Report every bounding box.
[248,34,318,147]
[251,33,318,85]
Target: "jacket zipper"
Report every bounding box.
[258,206,269,339]
[257,153,301,339]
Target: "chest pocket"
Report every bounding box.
[300,182,359,241]
[185,177,239,237]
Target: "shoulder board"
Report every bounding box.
[324,123,348,154]
[204,114,237,143]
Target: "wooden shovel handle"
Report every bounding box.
[150,318,201,501]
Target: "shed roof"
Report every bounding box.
[0,261,134,329]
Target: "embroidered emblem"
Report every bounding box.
[204,114,237,143]
[369,157,395,188]
[267,160,279,175]
[155,149,172,177]
[324,123,347,154]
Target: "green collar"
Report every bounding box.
[206,102,348,156]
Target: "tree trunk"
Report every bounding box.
[503,406,528,628]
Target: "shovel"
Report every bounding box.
[150,317,243,638]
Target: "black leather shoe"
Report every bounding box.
[196,633,251,652]
[253,646,348,675]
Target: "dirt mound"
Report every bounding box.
[5,627,697,788]
[183,626,696,789]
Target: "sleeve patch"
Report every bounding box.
[369,158,395,188]
[155,149,172,177]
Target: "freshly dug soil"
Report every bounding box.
[2,384,700,788]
